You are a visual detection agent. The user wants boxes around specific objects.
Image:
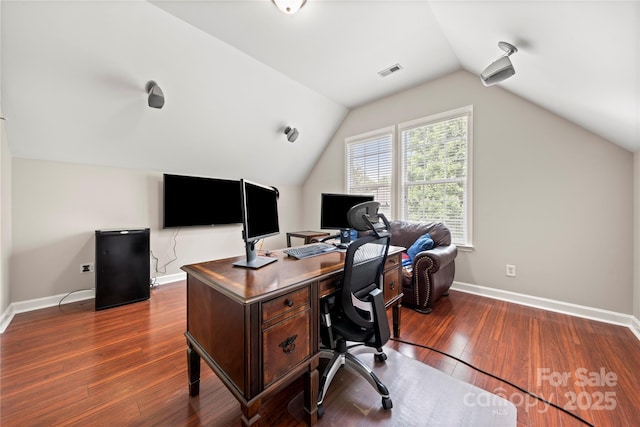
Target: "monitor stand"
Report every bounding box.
[233,241,278,269]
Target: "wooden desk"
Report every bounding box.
[286,230,331,247]
[182,246,404,426]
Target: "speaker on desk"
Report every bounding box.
[95,228,150,311]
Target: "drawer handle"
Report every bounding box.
[389,281,396,290]
[279,334,298,354]
[284,299,294,307]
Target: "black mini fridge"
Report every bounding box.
[95,228,150,310]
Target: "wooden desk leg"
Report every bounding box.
[303,359,319,426]
[240,400,261,426]
[392,302,401,338]
[187,344,200,396]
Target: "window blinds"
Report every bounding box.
[346,132,393,217]
[400,110,470,245]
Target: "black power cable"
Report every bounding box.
[390,337,595,427]
[150,228,180,276]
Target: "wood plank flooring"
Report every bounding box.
[1,281,639,426]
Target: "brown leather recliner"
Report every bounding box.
[389,221,457,313]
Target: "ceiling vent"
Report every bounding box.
[378,63,403,77]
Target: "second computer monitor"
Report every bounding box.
[320,193,374,243]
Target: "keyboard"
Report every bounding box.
[284,242,338,259]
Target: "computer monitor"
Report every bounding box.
[320,193,374,243]
[233,179,280,269]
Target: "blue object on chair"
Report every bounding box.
[407,233,434,260]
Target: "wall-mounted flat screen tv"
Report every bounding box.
[163,173,242,228]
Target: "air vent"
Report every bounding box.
[378,63,403,77]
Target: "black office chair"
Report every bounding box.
[317,201,393,417]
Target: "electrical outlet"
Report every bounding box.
[506,264,516,277]
[81,262,94,273]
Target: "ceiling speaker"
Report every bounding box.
[146,81,165,109]
[481,42,518,87]
[284,126,299,143]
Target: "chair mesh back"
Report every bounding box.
[341,233,390,329]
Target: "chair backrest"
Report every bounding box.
[339,202,391,346]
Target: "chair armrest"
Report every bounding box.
[413,244,457,272]
[368,288,390,346]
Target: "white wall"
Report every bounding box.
[10,159,301,302]
[303,70,634,314]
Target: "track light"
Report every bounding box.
[146,80,164,109]
[480,41,518,86]
[272,0,306,14]
[284,126,299,143]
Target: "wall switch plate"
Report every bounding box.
[506,264,516,277]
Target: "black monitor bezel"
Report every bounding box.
[240,179,280,243]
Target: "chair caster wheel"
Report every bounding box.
[317,403,325,418]
[375,352,388,363]
[382,397,393,410]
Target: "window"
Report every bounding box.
[399,106,472,247]
[345,127,393,218]
[344,106,473,248]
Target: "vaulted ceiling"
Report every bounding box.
[2,1,638,186]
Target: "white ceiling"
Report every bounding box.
[2,1,639,187]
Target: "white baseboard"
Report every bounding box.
[631,316,640,341]
[452,281,640,342]
[0,304,15,334]
[152,272,186,286]
[0,289,95,333]
[0,273,187,334]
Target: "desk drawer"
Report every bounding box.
[262,287,310,323]
[262,308,311,387]
[383,267,401,303]
[384,252,401,272]
[319,276,341,299]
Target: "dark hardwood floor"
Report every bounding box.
[1,281,639,426]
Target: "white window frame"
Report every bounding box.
[398,106,473,249]
[344,126,395,218]
[343,107,473,250]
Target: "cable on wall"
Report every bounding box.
[150,228,180,280]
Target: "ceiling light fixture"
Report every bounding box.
[146,80,165,109]
[271,0,306,14]
[480,41,518,86]
[284,126,299,143]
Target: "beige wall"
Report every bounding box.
[635,152,640,318]
[1,124,10,314]
[303,70,634,314]
[0,1,9,313]
[10,159,301,302]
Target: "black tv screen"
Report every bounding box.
[163,174,242,228]
[320,193,375,230]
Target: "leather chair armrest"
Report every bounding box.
[412,244,457,272]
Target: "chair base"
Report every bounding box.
[317,342,392,417]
